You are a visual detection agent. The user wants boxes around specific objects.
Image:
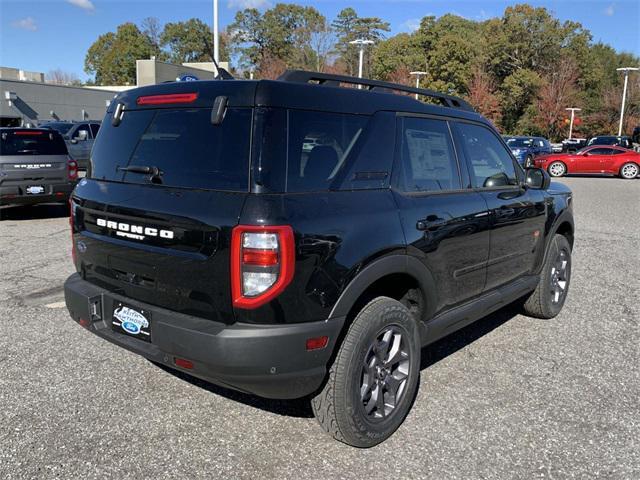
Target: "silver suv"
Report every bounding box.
[40,121,101,170]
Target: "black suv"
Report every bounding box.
[64,71,574,447]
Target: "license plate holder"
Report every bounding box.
[112,302,151,342]
[26,185,45,195]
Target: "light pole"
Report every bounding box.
[213,0,219,65]
[565,107,581,139]
[349,39,374,87]
[410,71,428,100]
[616,67,639,136]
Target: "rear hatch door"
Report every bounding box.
[72,83,255,323]
[0,129,69,193]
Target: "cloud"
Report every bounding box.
[227,0,270,9]
[402,17,429,32]
[11,17,37,31]
[67,0,95,11]
[604,4,615,16]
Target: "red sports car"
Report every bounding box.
[535,145,639,179]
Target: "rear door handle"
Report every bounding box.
[416,217,447,231]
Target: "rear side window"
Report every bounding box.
[0,130,68,156]
[90,108,252,191]
[286,110,368,192]
[455,122,518,188]
[396,117,461,192]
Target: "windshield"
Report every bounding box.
[505,138,532,148]
[0,130,68,155]
[90,108,252,191]
[42,123,73,134]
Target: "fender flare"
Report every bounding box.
[537,209,574,274]
[328,254,438,320]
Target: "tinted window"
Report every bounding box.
[610,149,625,155]
[0,130,68,156]
[90,124,100,137]
[397,117,460,192]
[43,122,73,134]
[505,137,532,148]
[587,148,610,155]
[456,123,518,188]
[286,110,368,192]
[90,108,252,191]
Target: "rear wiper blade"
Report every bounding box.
[117,165,162,176]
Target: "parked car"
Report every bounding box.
[550,142,563,153]
[503,136,553,167]
[40,121,101,169]
[0,128,78,206]
[587,135,633,149]
[562,138,587,153]
[535,145,640,178]
[64,70,574,448]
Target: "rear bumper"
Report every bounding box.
[0,181,74,206]
[64,273,345,399]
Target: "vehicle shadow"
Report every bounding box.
[0,203,69,221]
[154,303,521,419]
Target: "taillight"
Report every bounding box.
[231,225,295,309]
[68,158,78,181]
[69,199,76,263]
[136,92,198,105]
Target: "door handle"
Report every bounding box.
[417,217,447,231]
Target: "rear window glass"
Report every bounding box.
[90,108,251,191]
[286,110,368,192]
[0,130,68,156]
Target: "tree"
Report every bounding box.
[499,68,543,132]
[46,69,81,86]
[532,57,579,140]
[229,3,331,74]
[141,16,163,58]
[467,66,502,126]
[161,18,229,64]
[85,23,156,85]
[332,8,390,77]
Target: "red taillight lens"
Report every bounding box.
[69,199,76,263]
[136,93,198,105]
[231,225,295,309]
[14,130,43,135]
[174,357,194,370]
[68,158,78,181]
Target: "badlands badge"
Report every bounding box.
[112,303,151,341]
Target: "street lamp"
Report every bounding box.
[213,0,219,68]
[565,107,581,139]
[616,67,639,136]
[410,71,428,100]
[349,39,374,87]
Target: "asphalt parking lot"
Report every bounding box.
[0,177,638,479]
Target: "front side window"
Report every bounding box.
[456,122,518,188]
[90,124,100,137]
[396,117,461,192]
[587,148,610,156]
[74,124,91,140]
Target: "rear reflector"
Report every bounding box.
[136,93,198,105]
[306,336,329,351]
[174,357,194,370]
[15,131,43,135]
[78,318,90,328]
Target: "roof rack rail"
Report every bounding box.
[278,70,475,112]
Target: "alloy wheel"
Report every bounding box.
[549,249,569,304]
[621,163,638,179]
[549,162,565,177]
[360,326,410,421]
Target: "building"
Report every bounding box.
[0,60,226,127]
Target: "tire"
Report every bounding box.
[311,297,420,448]
[522,234,572,319]
[619,162,639,179]
[548,161,566,177]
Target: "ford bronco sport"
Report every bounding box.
[64,71,574,447]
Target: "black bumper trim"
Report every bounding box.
[64,273,345,399]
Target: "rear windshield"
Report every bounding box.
[0,130,68,156]
[91,108,252,191]
[42,123,74,134]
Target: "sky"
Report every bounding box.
[1,0,639,81]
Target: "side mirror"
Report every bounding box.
[75,130,88,142]
[525,167,551,190]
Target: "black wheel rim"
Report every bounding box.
[360,326,410,422]
[550,249,570,304]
